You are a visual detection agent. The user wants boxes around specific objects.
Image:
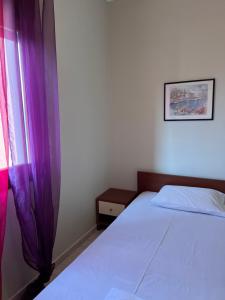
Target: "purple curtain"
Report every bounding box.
[5,0,61,288]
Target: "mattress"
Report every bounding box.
[36,192,225,300]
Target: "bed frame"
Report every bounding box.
[138,171,225,194]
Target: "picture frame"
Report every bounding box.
[164,79,215,121]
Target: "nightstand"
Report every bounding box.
[96,188,137,230]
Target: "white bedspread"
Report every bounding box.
[104,288,143,300]
[36,192,225,300]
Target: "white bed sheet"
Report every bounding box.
[36,192,225,300]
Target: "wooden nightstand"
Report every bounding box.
[96,188,137,230]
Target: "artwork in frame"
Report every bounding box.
[164,79,215,121]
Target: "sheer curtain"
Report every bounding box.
[3,0,61,298]
[0,0,8,298]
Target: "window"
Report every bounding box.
[0,34,29,171]
[0,32,8,170]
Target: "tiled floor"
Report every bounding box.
[51,229,103,282]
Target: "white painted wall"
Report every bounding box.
[53,0,109,258]
[108,0,225,190]
[2,1,109,299]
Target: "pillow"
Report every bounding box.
[151,185,225,218]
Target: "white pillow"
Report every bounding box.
[151,185,225,218]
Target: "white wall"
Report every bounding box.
[53,0,109,258]
[2,1,109,299]
[108,0,225,190]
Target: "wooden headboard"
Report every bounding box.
[138,172,225,194]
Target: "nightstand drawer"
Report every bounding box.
[96,188,137,229]
[98,201,125,217]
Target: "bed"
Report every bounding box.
[36,172,225,300]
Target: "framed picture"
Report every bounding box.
[164,79,215,121]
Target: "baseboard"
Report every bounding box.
[9,225,97,300]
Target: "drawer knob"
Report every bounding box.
[109,208,113,212]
